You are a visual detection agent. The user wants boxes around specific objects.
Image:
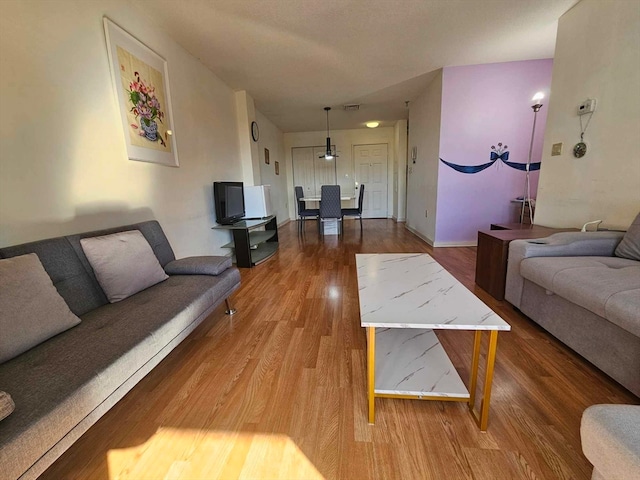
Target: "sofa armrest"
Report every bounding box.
[164,256,232,276]
[504,231,624,308]
[581,404,640,480]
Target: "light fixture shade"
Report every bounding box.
[366,121,379,128]
[532,92,545,103]
[320,107,338,159]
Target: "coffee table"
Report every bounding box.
[356,253,511,431]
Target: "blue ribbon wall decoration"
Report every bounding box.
[439,143,541,174]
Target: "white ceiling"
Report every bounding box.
[136,0,578,133]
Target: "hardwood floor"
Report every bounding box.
[41,219,637,480]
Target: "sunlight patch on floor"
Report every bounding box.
[107,428,324,480]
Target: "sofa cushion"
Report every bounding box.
[80,230,168,303]
[0,253,81,364]
[0,391,15,421]
[615,212,640,261]
[0,269,241,480]
[165,256,232,276]
[520,256,640,337]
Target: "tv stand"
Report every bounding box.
[213,215,278,268]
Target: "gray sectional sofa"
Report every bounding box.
[505,224,640,397]
[0,221,241,480]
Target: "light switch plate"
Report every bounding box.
[551,143,563,156]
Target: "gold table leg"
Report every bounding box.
[469,330,500,431]
[367,326,376,424]
[468,331,483,408]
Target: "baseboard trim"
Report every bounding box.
[404,225,434,246]
[433,240,478,247]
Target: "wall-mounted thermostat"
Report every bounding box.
[578,98,596,116]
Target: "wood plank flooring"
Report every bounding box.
[41,219,638,480]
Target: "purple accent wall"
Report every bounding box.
[436,59,553,244]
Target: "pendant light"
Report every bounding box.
[320,107,338,160]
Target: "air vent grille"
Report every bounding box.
[343,104,360,111]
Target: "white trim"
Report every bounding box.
[404,225,434,246]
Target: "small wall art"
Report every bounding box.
[265,148,270,165]
[104,18,178,167]
[275,161,280,175]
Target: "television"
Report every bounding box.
[213,181,245,225]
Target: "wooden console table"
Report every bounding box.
[475,225,578,300]
[213,216,278,268]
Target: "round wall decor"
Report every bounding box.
[251,121,259,142]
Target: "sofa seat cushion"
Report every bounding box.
[0,269,240,480]
[520,256,640,337]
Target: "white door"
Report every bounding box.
[292,146,337,198]
[292,147,316,198]
[354,144,388,218]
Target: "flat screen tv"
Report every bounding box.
[214,181,245,225]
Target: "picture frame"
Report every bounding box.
[265,148,270,165]
[275,161,280,175]
[103,18,179,167]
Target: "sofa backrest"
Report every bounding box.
[0,220,175,316]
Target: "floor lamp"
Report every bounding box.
[521,92,545,225]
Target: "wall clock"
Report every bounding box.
[251,121,259,142]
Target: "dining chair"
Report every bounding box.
[295,186,319,233]
[342,184,365,232]
[319,185,343,236]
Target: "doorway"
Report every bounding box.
[354,144,388,218]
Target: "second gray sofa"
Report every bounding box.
[505,227,640,397]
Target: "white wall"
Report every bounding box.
[0,0,244,256]
[393,120,408,221]
[235,90,261,186]
[283,127,396,220]
[535,0,640,229]
[255,110,289,224]
[406,71,443,244]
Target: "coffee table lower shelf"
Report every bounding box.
[373,328,469,400]
[366,326,500,431]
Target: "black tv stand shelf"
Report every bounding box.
[213,215,278,268]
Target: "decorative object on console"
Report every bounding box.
[320,107,338,160]
[581,220,603,232]
[103,18,178,167]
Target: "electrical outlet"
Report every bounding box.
[552,143,563,156]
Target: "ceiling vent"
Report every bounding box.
[343,104,360,111]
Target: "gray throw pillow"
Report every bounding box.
[0,253,81,364]
[164,256,232,276]
[80,230,168,303]
[0,391,15,421]
[614,212,640,261]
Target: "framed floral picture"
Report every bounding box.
[264,148,270,165]
[275,161,280,175]
[103,18,178,167]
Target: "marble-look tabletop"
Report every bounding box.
[356,253,510,330]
